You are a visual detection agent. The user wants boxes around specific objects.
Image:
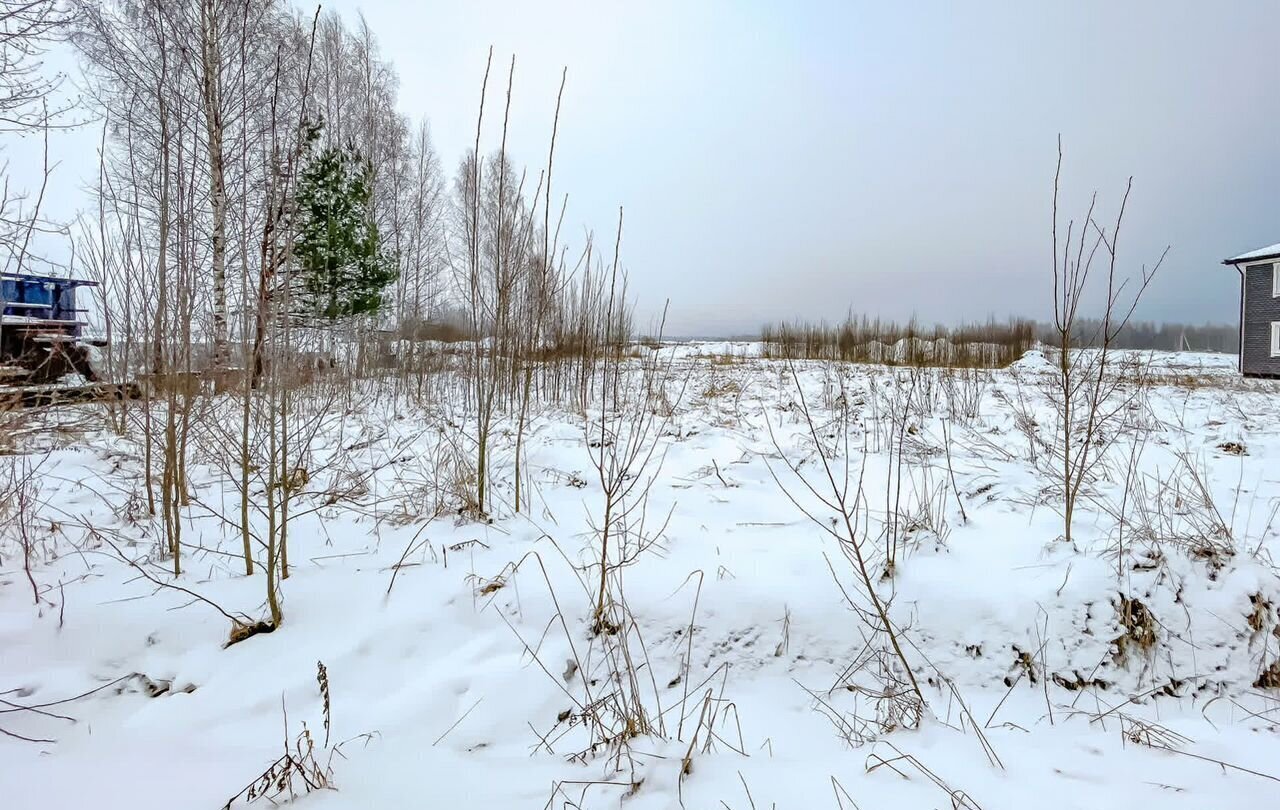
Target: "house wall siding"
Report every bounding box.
[1242,262,1280,376]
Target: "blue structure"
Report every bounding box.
[1,272,96,334]
[1,272,100,382]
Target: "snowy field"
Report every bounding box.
[3,347,1280,809]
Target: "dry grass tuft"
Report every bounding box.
[700,377,741,399]
[1112,596,1158,664]
[1246,593,1273,636]
[1255,660,1280,689]
[1119,714,1192,750]
[223,664,335,808]
[707,353,744,366]
[226,620,277,647]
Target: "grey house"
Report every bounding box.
[1224,243,1280,377]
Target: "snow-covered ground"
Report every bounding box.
[3,348,1280,809]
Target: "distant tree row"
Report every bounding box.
[1032,319,1238,353]
[760,316,1036,367]
[759,314,1239,367]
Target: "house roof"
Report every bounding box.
[1222,242,1280,265]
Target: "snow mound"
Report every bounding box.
[1009,348,1054,372]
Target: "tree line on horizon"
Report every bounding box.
[755,313,1237,366]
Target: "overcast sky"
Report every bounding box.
[15,1,1280,336]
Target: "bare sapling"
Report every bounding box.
[587,211,681,633]
[513,66,567,515]
[763,359,925,709]
[461,48,494,516]
[1048,137,1166,547]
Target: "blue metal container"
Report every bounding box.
[1,272,100,381]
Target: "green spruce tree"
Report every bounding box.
[294,142,398,323]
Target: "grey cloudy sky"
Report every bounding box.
[15,1,1280,336]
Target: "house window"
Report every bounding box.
[1274,263,1280,297]
[1273,322,1280,357]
